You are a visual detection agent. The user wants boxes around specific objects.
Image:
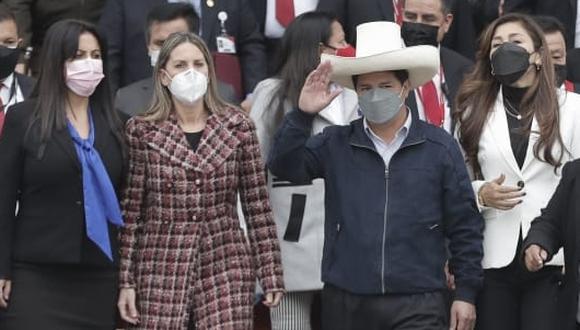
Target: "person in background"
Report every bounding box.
[0,19,126,329]
[249,0,322,74]
[534,15,580,92]
[117,32,284,329]
[250,11,358,330]
[454,13,580,330]
[3,0,106,76]
[115,2,237,117]
[400,0,473,134]
[504,0,580,49]
[99,0,266,104]
[522,159,580,330]
[269,21,484,330]
[0,4,34,135]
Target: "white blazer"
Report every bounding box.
[250,78,360,291]
[470,88,580,269]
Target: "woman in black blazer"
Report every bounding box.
[0,20,126,329]
[523,159,580,330]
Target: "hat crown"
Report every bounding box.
[355,21,405,58]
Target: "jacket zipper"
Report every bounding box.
[381,168,389,293]
[351,139,425,293]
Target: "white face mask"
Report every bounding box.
[166,68,208,105]
[149,49,160,67]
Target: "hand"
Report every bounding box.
[298,61,342,114]
[262,291,284,308]
[450,300,476,330]
[479,174,524,210]
[524,244,548,272]
[240,97,252,113]
[0,279,11,308]
[118,288,140,325]
[445,261,456,291]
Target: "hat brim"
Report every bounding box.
[321,45,440,90]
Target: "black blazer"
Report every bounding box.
[317,0,394,45]
[0,99,125,279]
[407,47,474,132]
[505,0,578,47]
[98,0,267,94]
[523,159,580,330]
[15,73,35,99]
[568,48,580,83]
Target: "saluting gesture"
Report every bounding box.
[298,61,343,114]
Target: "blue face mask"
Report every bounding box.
[358,87,405,124]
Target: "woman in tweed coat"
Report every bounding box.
[117,32,284,330]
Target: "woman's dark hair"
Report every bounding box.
[29,19,125,157]
[267,11,337,130]
[453,13,562,178]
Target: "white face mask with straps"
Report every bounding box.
[165,68,208,105]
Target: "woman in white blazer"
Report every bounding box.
[249,12,359,330]
[454,13,580,330]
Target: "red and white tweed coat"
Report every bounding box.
[119,107,284,329]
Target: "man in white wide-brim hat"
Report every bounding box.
[268,21,483,330]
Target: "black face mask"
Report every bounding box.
[0,46,20,80]
[401,22,440,47]
[554,64,567,87]
[490,43,531,86]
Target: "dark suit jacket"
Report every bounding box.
[523,159,580,330]
[317,0,394,45]
[98,0,266,95]
[15,73,35,99]
[407,47,473,132]
[115,77,239,116]
[0,99,125,279]
[505,0,578,47]
[568,48,580,83]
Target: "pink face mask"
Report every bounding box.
[65,59,105,97]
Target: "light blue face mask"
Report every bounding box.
[358,87,406,124]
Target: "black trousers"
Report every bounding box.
[321,284,449,330]
[476,251,562,330]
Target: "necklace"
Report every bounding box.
[503,98,522,120]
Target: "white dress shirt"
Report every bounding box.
[264,0,318,39]
[1,73,24,114]
[363,110,412,167]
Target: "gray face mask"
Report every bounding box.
[358,87,405,124]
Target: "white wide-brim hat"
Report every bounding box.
[321,21,440,90]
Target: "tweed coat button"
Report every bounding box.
[195,179,202,186]
[165,182,172,188]
[162,220,169,225]
[191,215,197,221]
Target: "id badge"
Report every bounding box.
[216,35,236,54]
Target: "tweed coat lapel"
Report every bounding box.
[144,111,240,173]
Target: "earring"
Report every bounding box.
[535,63,541,71]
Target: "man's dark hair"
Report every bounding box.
[534,15,567,40]
[0,4,17,27]
[352,70,409,88]
[145,3,200,43]
[402,0,456,14]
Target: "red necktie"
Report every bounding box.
[0,86,5,137]
[393,0,403,25]
[565,80,575,92]
[420,81,444,127]
[276,0,295,28]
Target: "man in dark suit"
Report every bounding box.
[535,15,580,93]
[114,3,237,117]
[0,4,34,134]
[568,48,580,83]
[400,0,473,134]
[99,0,266,99]
[505,0,580,49]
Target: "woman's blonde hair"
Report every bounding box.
[143,32,230,121]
